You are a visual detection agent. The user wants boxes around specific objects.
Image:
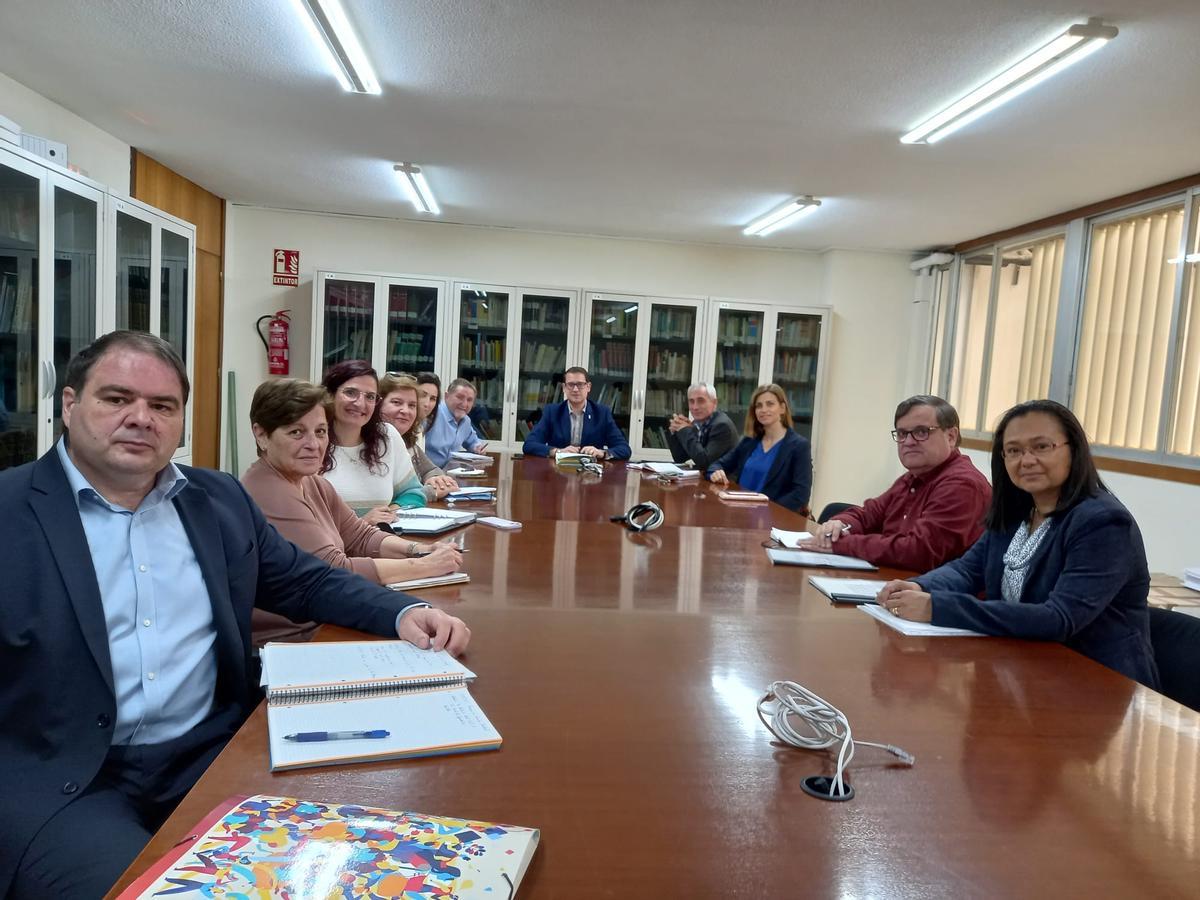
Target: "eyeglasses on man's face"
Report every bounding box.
[891,425,942,443]
[339,387,379,404]
[1002,440,1068,461]
[563,381,589,391]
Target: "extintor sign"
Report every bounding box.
[273,249,299,286]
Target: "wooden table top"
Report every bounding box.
[110,454,1200,897]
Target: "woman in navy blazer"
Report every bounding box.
[878,400,1158,688]
[707,383,812,514]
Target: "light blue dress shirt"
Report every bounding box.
[423,400,484,467]
[56,440,217,745]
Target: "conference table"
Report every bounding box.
[111,456,1200,897]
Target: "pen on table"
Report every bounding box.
[283,730,390,742]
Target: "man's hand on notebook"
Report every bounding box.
[398,607,472,656]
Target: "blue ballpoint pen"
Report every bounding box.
[283,729,390,742]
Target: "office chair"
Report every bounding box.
[1148,606,1200,713]
[817,502,855,524]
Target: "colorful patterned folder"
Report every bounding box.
[118,794,539,899]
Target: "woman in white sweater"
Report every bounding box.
[320,360,425,526]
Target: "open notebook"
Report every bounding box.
[259,640,501,771]
[766,547,877,571]
[386,508,477,534]
[117,795,539,900]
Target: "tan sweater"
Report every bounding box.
[241,458,390,643]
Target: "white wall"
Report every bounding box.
[0,72,131,192]
[221,206,915,506]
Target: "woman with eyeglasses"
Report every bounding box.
[321,360,425,526]
[878,399,1158,687]
[379,372,460,501]
[241,378,463,643]
[707,383,812,515]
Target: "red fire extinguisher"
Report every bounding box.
[256,310,291,376]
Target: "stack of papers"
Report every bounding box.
[770,528,814,548]
[388,572,471,591]
[859,603,985,637]
[718,490,769,502]
[1185,567,1200,592]
[765,547,877,571]
[445,466,486,477]
[446,486,497,502]
[451,450,493,464]
[808,576,888,603]
[642,462,699,479]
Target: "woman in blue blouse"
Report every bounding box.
[707,383,812,514]
[877,400,1158,687]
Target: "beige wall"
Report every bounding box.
[221,206,915,507]
[0,71,130,192]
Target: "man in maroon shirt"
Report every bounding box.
[810,395,990,572]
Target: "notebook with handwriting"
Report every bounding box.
[260,640,500,770]
[387,508,477,534]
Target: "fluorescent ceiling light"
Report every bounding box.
[605,316,617,323]
[291,0,381,94]
[901,18,1118,145]
[394,163,441,215]
[743,196,822,237]
[624,305,638,313]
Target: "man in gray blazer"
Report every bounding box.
[666,382,738,471]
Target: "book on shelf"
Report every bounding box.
[766,547,877,571]
[388,572,471,591]
[808,576,888,604]
[258,640,501,771]
[116,794,539,900]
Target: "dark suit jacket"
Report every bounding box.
[708,430,813,513]
[522,399,632,460]
[0,450,424,893]
[666,409,738,471]
[915,493,1159,688]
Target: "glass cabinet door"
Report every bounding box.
[712,307,764,430]
[0,161,40,470]
[320,277,375,377]
[771,311,822,440]
[641,302,698,450]
[516,293,571,440]
[458,285,509,442]
[588,298,637,437]
[114,211,151,332]
[159,229,189,372]
[52,184,99,442]
[385,280,440,375]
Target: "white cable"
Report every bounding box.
[756,680,914,798]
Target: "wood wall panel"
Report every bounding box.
[131,150,224,468]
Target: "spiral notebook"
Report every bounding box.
[386,508,478,534]
[117,795,539,899]
[260,640,501,771]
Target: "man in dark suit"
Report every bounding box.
[666,382,738,471]
[522,366,631,460]
[0,331,470,899]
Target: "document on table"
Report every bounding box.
[770,527,814,548]
[765,547,877,570]
[859,603,985,637]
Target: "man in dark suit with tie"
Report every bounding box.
[522,366,631,460]
[666,382,739,471]
[0,331,471,899]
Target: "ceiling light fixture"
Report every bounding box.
[291,0,381,94]
[743,196,822,237]
[624,305,639,313]
[394,163,441,215]
[901,18,1118,145]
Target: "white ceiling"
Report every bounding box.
[1,0,1198,252]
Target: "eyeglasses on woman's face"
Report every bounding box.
[339,386,379,405]
[1002,440,1068,462]
[891,426,941,443]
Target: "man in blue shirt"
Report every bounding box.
[424,377,488,467]
[522,366,631,460]
[0,331,471,899]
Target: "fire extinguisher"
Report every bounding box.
[256,310,291,376]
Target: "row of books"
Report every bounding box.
[387,288,438,322]
[460,334,508,366]
[0,194,38,247]
[390,330,437,363]
[645,387,688,416]
[716,313,763,342]
[522,340,567,373]
[521,300,568,331]
[461,298,508,328]
[590,342,634,376]
[774,350,818,381]
[593,381,626,415]
[519,378,564,409]
[646,348,692,381]
[777,316,821,347]
[323,326,372,363]
[650,308,696,340]
[715,348,759,378]
[0,269,33,333]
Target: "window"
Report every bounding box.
[1167,204,1200,456]
[942,232,1066,432]
[1073,201,1185,452]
